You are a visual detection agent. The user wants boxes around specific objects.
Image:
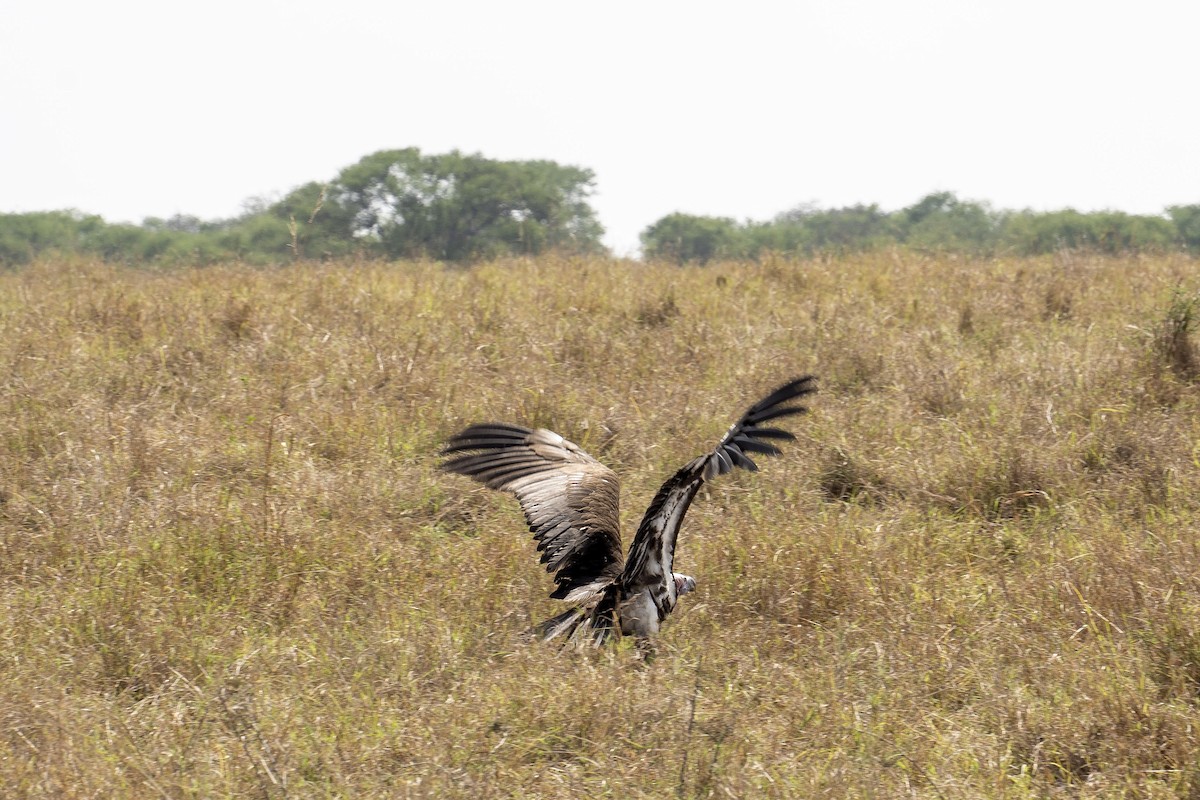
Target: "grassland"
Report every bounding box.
[2,251,1200,798]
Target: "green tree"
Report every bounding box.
[0,211,104,265]
[1000,209,1175,255]
[141,214,226,235]
[1168,205,1200,249]
[216,214,296,263]
[274,149,604,261]
[772,203,897,253]
[898,192,998,253]
[640,213,742,264]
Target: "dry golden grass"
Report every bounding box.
[2,250,1200,797]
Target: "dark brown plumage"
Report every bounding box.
[442,376,816,645]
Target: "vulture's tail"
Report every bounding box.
[533,607,590,641]
[532,589,619,645]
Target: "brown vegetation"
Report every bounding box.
[1,251,1200,797]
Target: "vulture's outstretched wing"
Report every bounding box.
[441,424,624,601]
[620,376,817,607]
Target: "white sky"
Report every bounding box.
[3,0,1198,256]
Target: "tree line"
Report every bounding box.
[640,192,1200,263]
[0,149,604,267]
[2,150,1199,266]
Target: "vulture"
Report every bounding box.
[441,376,816,646]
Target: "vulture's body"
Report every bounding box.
[442,376,816,645]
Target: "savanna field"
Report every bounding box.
[3,251,1200,798]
